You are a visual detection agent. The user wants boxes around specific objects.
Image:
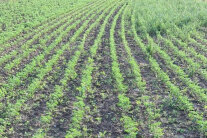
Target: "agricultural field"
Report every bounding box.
[0,0,207,137]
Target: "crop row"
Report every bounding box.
[1,0,103,95]
[66,1,126,137]
[0,0,103,71]
[121,5,164,137]
[0,0,98,54]
[32,0,117,137]
[131,6,207,135]
[109,4,141,137]
[0,0,97,44]
[0,1,106,136]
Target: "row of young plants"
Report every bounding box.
[1,1,104,97]
[121,5,146,94]
[156,33,207,84]
[199,27,207,35]
[32,1,116,137]
[131,7,207,135]
[65,2,125,137]
[147,37,207,134]
[0,7,98,123]
[173,26,207,64]
[3,1,104,72]
[0,0,100,49]
[146,32,207,104]
[187,35,207,56]
[169,30,207,65]
[6,0,106,113]
[170,35,207,69]
[0,1,102,70]
[122,6,164,137]
[0,0,98,55]
[0,4,106,136]
[173,25,207,57]
[133,13,207,105]
[109,4,140,137]
[0,0,97,44]
[190,30,207,47]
